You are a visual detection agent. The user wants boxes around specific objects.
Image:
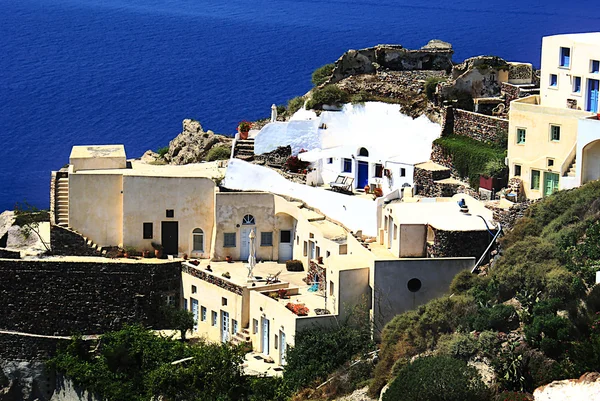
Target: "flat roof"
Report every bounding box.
[546,32,600,45]
[70,145,126,159]
[72,159,226,179]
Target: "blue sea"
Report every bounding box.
[1,0,599,211]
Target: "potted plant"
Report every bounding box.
[142,250,151,258]
[364,185,370,193]
[183,253,188,260]
[286,302,309,316]
[238,121,252,140]
[373,187,383,198]
[222,272,231,279]
[151,242,163,259]
[124,246,136,258]
[278,289,288,299]
[225,255,233,263]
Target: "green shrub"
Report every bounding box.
[308,85,349,109]
[449,270,479,294]
[471,304,519,332]
[311,63,335,86]
[494,391,533,401]
[424,77,446,100]
[477,330,501,357]
[524,301,573,359]
[436,332,477,360]
[206,146,231,161]
[157,146,169,158]
[382,356,489,401]
[285,259,303,272]
[350,91,370,104]
[433,134,505,188]
[287,96,305,115]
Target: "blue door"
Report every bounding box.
[357,161,369,189]
[588,79,599,113]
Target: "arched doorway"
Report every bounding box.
[582,140,600,184]
[240,214,255,260]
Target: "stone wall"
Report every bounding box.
[181,263,243,295]
[428,229,495,259]
[501,82,521,108]
[413,166,453,197]
[50,225,101,256]
[0,249,20,259]
[0,332,71,361]
[453,109,508,144]
[0,259,181,337]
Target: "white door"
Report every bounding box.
[388,216,394,249]
[241,227,252,260]
[309,240,315,260]
[278,230,293,262]
[261,317,270,354]
[221,311,230,342]
[279,330,286,365]
[191,298,198,331]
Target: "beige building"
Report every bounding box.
[508,33,600,199]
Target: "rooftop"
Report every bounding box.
[546,32,600,45]
[72,158,226,179]
[70,145,126,160]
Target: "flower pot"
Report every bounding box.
[225,256,232,263]
[364,185,370,194]
[183,253,188,260]
[239,130,249,140]
[142,250,150,258]
[155,249,163,259]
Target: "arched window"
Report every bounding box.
[358,147,369,157]
[242,214,255,225]
[193,228,204,252]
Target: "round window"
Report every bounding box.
[407,278,422,293]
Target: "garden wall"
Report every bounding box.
[452,109,508,144]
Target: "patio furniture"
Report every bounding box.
[266,270,282,284]
[329,175,354,194]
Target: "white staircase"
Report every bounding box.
[230,328,252,347]
[56,177,69,226]
[565,157,577,178]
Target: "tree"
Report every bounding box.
[311,63,335,86]
[13,201,50,252]
[382,355,489,401]
[162,306,194,341]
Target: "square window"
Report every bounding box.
[222,297,227,306]
[516,128,526,144]
[260,232,273,246]
[253,319,258,334]
[548,159,554,167]
[191,285,197,294]
[399,167,406,177]
[549,74,558,87]
[591,60,599,73]
[327,158,333,164]
[514,164,522,177]
[560,47,570,68]
[212,311,217,326]
[573,76,581,93]
[280,230,291,243]
[166,209,174,218]
[550,125,561,141]
[143,222,153,239]
[339,244,348,255]
[329,280,335,296]
[343,158,352,173]
[224,233,236,247]
[201,306,206,322]
[375,163,383,178]
[531,170,541,190]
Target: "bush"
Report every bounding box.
[283,155,309,173]
[308,85,349,109]
[311,63,335,86]
[382,356,488,401]
[157,146,169,158]
[424,77,446,100]
[287,96,305,115]
[436,332,477,360]
[471,304,519,333]
[477,330,501,357]
[350,91,370,104]
[285,259,303,272]
[206,146,231,161]
[433,135,505,188]
[494,392,534,401]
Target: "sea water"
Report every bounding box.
[1,0,599,211]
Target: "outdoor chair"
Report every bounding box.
[266,270,282,284]
[329,175,354,194]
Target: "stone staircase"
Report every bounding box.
[565,157,577,177]
[230,328,252,347]
[233,139,255,161]
[50,224,110,257]
[56,177,69,226]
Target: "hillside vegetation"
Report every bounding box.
[370,180,600,399]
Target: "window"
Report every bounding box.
[201,306,206,322]
[560,47,570,68]
[375,163,383,178]
[303,241,308,256]
[514,164,522,177]
[224,233,236,247]
[143,222,153,239]
[339,244,348,255]
[191,285,197,294]
[343,158,352,173]
[358,147,369,157]
[253,319,258,334]
[550,125,561,141]
[549,74,558,87]
[165,295,175,306]
[327,158,333,164]
[407,278,422,293]
[309,233,314,239]
[183,298,188,311]
[399,168,406,177]
[573,76,582,93]
[516,128,526,144]
[330,280,335,296]
[547,158,554,167]
[280,230,291,243]
[212,311,217,326]
[316,246,320,258]
[261,232,273,246]
[232,319,238,334]
[591,60,599,73]
[166,209,174,218]
[222,297,227,306]
[242,214,255,225]
[274,334,278,349]
[531,170,541,190]
[193,228,204,252]
[393,224,398,240]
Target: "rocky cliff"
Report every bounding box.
[164,119,232,165]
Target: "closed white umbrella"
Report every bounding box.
[247,229,257,278]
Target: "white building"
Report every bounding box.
[254,102,441,195]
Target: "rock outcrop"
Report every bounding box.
[534,372,600,401]
[164,119,232,165]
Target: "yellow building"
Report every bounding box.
[508,33,600,199]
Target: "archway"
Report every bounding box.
[582,140,600,184]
